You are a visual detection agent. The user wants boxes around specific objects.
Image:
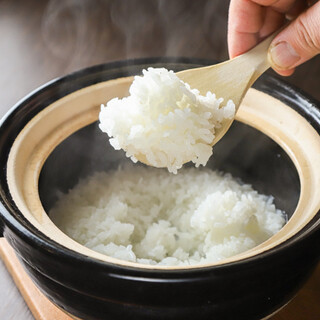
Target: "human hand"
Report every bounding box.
[228,0,320,76]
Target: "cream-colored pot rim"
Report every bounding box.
[6,77,320,270]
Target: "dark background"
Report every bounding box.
[0,0,319,118]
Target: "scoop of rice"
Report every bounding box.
[50,166,285,266]
[99,68,235,174]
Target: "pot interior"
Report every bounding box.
[39,120,300,218]
[6,73,320,270]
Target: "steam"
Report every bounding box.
[41,0,114,70]
[202,1,229,58]
[109,0,229,59]
[41,0,230,69]
[110,0,165,57]
[157,1,209,57]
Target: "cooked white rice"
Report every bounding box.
[99,68,235,174]
[50,165,285,266]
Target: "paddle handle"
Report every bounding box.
[243,32,277,88]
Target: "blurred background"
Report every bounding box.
[0,0,320,319]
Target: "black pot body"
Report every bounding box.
[1,58,320,320]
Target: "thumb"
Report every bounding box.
[268,2,320,74]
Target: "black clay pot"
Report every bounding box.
[0,58,320,320]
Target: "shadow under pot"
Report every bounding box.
[0,58,320,320]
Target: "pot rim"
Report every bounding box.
[1,57,320,274]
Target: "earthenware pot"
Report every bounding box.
[0,58,320,320]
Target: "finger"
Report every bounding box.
[229,0,265,34]
[269,1,320,72]
[275,68,296,76]
[228,0,301,58]
[259,7,286,38]
[228,0,265,58]
[251,0,300,13]
[285,0,308,20]
[228,31,261,58]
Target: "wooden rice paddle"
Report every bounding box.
[137,33,276,166]
[178,33,276,145]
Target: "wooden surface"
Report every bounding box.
[0,239,70,320]
[0,238,320,320]
[0,1,319,319]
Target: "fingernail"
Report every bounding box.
[269,41,300,70]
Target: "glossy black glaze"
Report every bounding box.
[0,58,320,320]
